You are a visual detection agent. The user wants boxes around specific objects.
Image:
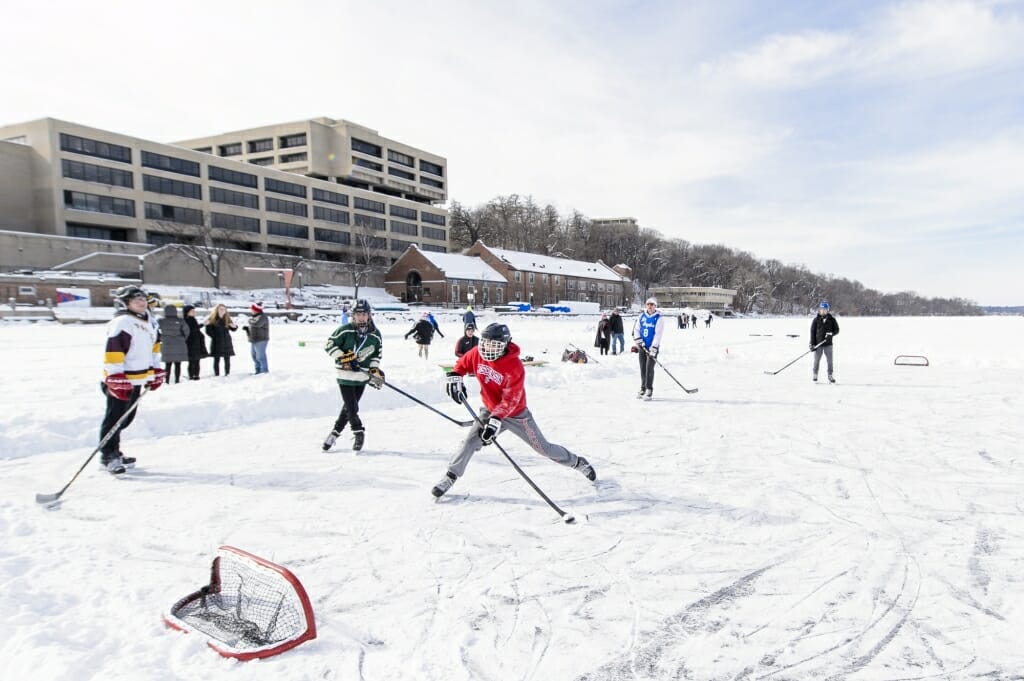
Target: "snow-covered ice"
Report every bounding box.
[1,313,1022,680]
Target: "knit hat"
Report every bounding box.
[819,301,830,310]
[645,298,658,306]
[251,302,263,314]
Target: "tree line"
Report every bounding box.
[449,194,981,316]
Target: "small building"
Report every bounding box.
[384,246,506,305]
[648,286,737,310]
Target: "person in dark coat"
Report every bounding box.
[204,303,237,376]
[405,313,436,359]
[158,304,189,384]
[810,301,840,382]
[182,305,207,380]
[609,311,625,354]
[462,306,476,328]
[594,314,611,355]
[455,324,479,358]
[243,302,270,374]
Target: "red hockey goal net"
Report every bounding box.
[164,545,317,660]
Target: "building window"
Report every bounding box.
[219,143,242,157]
[421,212,446,226]
[266,197,308,218]
[313,205,350,225]
[353,213,386,230]
[391,238,416,252]
[210,186,259,209]
[313,188,349,206]
[62,159,134,188]
[280,133,307,148]
[66,222,129,241]
[143,174,201,200]
[358,235,387,249]
[146,232,178,247]
[422,226,446,241]
[390,220,418,236]
[144,202,203,225]
[390,204,417,219]
[351,138,382,157]
[211,212,260,233]
[267,220,308,240]
[141,150,200,177]
[514,271,521,282]
[590,282,597,291]
[249,156,275,166]
[59,133,132,164]
[515,290,521,300]
[209,165,258,188]
[421,243,447,253]
[421,177,444,189]
[387,149,415,167]
[451,283,459,303]
[280,152,307,163]
[352,157,382,171]
[248,138,273,153]
[354,197,385,214]
[528,272,535,284]
[568,279,575,290]
[554,276,560,285]
[193,147,212,154]
[542,273,548,283]
[265,177,307,198]
[420,159,443,177]
[388,167,415,180]
[63,190,135,217]
[314,228,350,244]
[495,287,504,303]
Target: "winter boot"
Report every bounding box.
[812,374,818,382]
[119,451,136,468]
[574,456,597,482]
[352,430,365,452]
[644,389,653,401]
[637,388,646,399]
[828,375,836,383]
[322,429,341,452]
[432,471,457,498]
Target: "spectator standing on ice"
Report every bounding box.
[158,304,189,385]
[455,323,479,358]
[810,301,840,383]
[243,302,270,374]
[632,298,666,400]
[594,313,611,355]
[609,310,625,354]
[432,322,596,498]
[182,305,207,380]
[462,305,476,328]
[323,299,384,452]
[204,304,237,377]
[98,286,165,475]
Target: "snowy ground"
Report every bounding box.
[1,314,1022,681]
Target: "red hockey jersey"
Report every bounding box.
[452,341,527,419]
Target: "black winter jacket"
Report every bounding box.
[810,314,840,347]
[405,319,435,345]
[609,313,624,334]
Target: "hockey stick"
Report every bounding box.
[382,381,475,427]
[36,388,149,505]
[460,399,576,524]
[764,339,827,376]
[639,345,698,394]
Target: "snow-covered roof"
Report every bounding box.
[416,249,506,283]
[486,246,624,282]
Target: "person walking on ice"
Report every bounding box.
[632,298,666,400]
[404,312,436,359]
[323,299,384,452]
[431,322,596,498]
[810,301,839,382]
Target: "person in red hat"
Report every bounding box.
[243,302,270,374]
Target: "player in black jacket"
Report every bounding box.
[810,301,840,382]
[455,324,479,357]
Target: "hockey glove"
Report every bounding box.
[809,343,815,351]
[368,367,385,389]
[633,337,644,348]
[104,373,133,401]
[335,349,357,370]
[148,368,166,391]
[478,417,501,445]
[648,347,658,359]
[630,345,639,353]
[445,372,467,404]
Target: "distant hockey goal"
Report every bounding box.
[164,545,317,660]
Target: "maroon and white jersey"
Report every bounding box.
[104,311,161,385]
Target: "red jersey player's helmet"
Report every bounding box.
[479,323,511,361]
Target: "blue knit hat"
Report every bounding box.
[819,301,830,310]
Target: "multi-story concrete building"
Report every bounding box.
[648,285,737,310]
[0,117,449,264]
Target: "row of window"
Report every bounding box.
[508,271,619,292]
[144,202,203,225]
[63,190,135,217]
[266,196,307,218]
[216,134,306,157]
[62,159,134,188]
[60,133,132,164]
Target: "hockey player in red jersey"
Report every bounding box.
[432,322,596,497]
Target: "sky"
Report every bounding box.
[2,0,1022,305]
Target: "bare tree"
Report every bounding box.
[148,213,240,289]
[348,232,388,302]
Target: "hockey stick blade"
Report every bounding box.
[35,492,61,505]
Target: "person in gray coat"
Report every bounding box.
[158,304,190,384]
[243,302,270,374]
